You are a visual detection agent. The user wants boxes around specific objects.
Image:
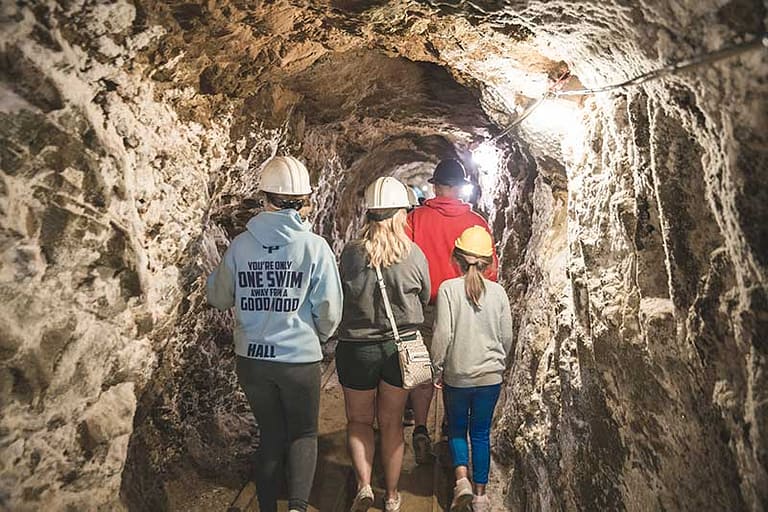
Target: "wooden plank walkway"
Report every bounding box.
[228,364,453,512]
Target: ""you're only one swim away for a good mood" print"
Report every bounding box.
[237,260,304,312]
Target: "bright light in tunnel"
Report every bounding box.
[561,115,587,165]
[471,142,503,211]
[521,98,586,166]
[471,143,500,175]
[522,98,579,134]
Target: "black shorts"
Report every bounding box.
[335,340,403,390]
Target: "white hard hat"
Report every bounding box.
[364,177,410,210]
[259,156,312,195]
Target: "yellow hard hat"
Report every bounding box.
[455,226,494,257]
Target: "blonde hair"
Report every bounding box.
[360,209,411,268]
[453,248,493,310]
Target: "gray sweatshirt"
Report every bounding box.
[337,241,430,341]
[431,277,513,387]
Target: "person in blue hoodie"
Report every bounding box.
[207,155,343,512]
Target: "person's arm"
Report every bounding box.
[309,241,344,342]
[207,247,236,310]
[499,290,514,356]
[406,210,416,241]
[338,245,350,282]
[430,286,452,378]
[416,248,431,307]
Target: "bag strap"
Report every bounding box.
[374,265,401,342]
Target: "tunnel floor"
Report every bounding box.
[166,363,454,511]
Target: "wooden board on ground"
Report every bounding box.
[431,388,452,512]
[227,481,256,512]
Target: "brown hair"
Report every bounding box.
[453,247,493,310]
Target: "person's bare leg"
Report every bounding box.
[452,465,473,510]
[473,483,486,495]
[377,381,409,499]
[410,382,433,428]
[343,386,377,490]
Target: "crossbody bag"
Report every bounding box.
[374,265,433,389]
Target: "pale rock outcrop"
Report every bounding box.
[1,1,230,509]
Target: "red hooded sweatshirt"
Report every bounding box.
[407,197,498,304]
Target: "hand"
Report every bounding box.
[433,375,443,389]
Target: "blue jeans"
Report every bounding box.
[444,383,501,485]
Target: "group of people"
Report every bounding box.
[207,155,513,512]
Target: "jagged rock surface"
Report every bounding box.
[0,1,765,511]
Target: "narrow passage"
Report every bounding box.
[228,362,453,512]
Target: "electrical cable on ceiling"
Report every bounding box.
[555,33,768,97]
[486,33,768,144]
[487,71,570,143]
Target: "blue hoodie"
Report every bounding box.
[207,210,343,363]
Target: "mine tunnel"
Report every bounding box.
[1,1,767,511]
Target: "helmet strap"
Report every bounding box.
[366,209,399,222]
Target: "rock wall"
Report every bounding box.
[0,2,232,509]
[491,54,767,512]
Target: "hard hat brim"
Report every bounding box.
[260,187,313,195]
[427,177,472,186]
[454,241,494,258]
[366,203,410,210]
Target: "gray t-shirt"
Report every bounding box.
[431,277,513,387]
[337,241,431,341]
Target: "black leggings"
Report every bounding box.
[235,357,321,512]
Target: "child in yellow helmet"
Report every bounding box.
[430,226,513,512]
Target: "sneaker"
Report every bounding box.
[288,499,308,512]
[350,485,374,512]
[403,407,415,426]
[472,493,490,512]
[450,477,473,512]
[412,427,432,465]
[384,492,402,512]
[288,499,309,512]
